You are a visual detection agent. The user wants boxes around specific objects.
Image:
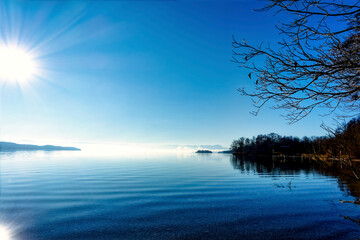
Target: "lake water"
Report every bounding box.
[0,151,359,239]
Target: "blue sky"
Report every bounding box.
[0,0,336,149]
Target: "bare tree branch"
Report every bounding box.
[233,0,360,123]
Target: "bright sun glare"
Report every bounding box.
[0,46,36,83]
[0,225,11,240]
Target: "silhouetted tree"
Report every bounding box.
[231,117,360,179]
[233,0,360,122]
[230,133,326,156]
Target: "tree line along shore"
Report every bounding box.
[231,117,360,161]
[230,117,360,180]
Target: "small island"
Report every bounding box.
[196,150,212,153]
[0,142,81,152]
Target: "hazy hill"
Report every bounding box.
[0,142,80,152]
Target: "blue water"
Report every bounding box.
[0,151,359,239]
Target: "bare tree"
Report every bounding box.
[233,0,360,123]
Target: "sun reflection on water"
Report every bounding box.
[0,225,11,240]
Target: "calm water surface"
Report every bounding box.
[0,151,359,239]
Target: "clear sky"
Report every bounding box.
[0,0,337,150]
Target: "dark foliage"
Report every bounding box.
[231,133,320,156]
[231,116,360,158]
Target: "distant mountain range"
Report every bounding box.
[0,142,80,152]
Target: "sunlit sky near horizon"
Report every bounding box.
[0,0,341,151]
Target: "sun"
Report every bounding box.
[0,45,37,83]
